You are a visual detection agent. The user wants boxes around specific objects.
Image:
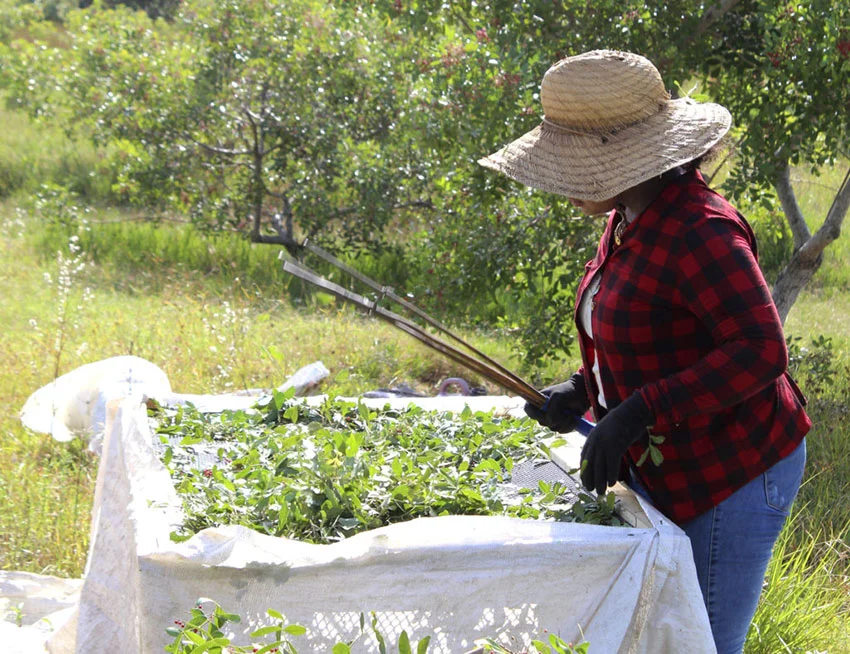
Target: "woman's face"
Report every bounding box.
[568,197,618,216]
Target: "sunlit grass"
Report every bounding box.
[0,101,110,201]
[746,515,850,653]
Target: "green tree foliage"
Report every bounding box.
[2,0,848,368]
[386,1,601,366]
[694,0,850,321]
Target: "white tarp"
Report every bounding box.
[0,571,80,654]
[41,393,715,654]
[18,356,329,454]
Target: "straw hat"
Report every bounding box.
[478,50,732,201]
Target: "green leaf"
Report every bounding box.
[254,642,287,654]
[283,624,307,636]
[267,344,284,362]
[184,629,206,645]
[398,631,412,654]
[531,640,551,654]
[251,625,284,638]
[335,369,350,382]
[371,613,387,654]
[392,484,411,498]
[416,635,431,654]
[358,402,371,422]
[189,637,231,654]
[345,434,360,457]
[549,633,567,650]
[332,644,351,654]
[650,446,664,466]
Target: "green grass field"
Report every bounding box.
[1,102,849,651]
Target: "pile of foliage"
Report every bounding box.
[154,389,623,544]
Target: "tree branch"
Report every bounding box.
[251,232,301,250]
[188,135,252,157]
[775,163,810,250]
[771,164,849,323]
[257,198,299,255]
[694,0,742,41]
[801,163,850,258]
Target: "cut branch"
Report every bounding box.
[281,259,546,406]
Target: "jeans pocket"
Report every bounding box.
[763,441,806,514]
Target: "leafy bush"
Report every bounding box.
[786,334,839,396]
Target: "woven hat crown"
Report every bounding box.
[478,49,732,201]
[541,50,669,133]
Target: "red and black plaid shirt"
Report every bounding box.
[575,168,811,523]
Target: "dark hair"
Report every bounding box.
[691,136,731,169]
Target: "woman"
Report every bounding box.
[479,50,811,654]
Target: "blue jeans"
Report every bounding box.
[629,440,806,654]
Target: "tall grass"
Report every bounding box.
[746,514,850,652]
[0,102,111,201]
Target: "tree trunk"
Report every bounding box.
[772,163,850,324]
[772,250,824,325]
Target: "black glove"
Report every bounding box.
[580,392,653,495]
[524,373,590,433]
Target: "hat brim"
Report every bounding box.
[478,99,731,201]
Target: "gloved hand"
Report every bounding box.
[580,392,653,495]
[524,372,590,433]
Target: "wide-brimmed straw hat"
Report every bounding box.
[478,50,732,201]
